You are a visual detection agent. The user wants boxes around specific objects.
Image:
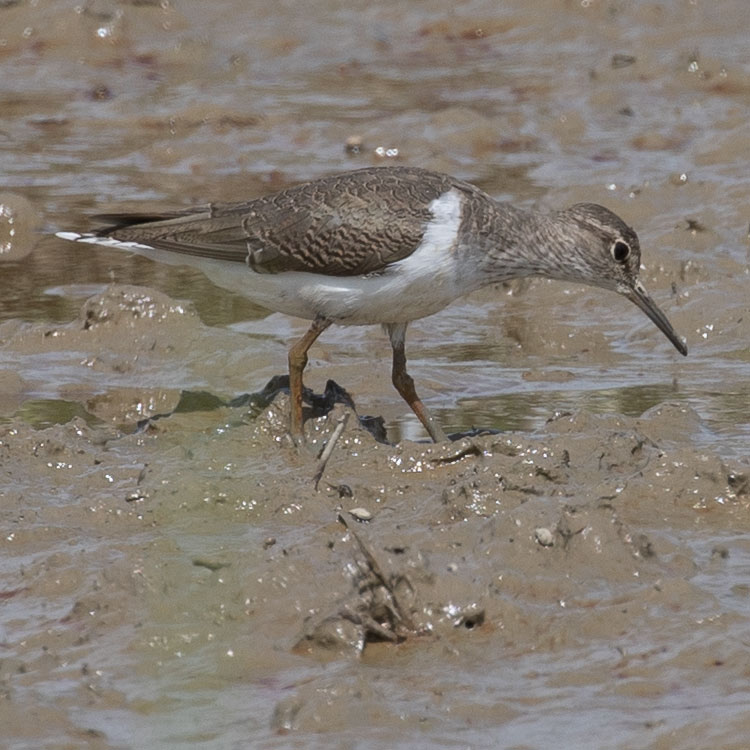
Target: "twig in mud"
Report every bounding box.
[312,412,349,490]
[337,513,416,631]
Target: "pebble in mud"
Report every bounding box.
[348,507,373,522]
[535,527,555,547]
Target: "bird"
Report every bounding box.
[57,165,688,443]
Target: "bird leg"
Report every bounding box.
[288,316,331,440]
[386,323,448,443]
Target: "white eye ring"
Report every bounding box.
[611,239,631,263]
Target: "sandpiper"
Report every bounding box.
[57,166,688,442]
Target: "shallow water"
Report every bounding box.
[1,1,749,748]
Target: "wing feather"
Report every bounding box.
[98,167,467,276]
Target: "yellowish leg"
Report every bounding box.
[386,323,448,443]
[288,316,331,441]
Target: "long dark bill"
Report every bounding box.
[625,280,688,356]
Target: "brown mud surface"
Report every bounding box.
[1,1,749,748]
[2,285,748,749]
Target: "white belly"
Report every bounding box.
[218,264,464,325]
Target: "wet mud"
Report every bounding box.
[2,287,749,747]
[2,0,750,747]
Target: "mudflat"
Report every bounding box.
[1,1,748,747]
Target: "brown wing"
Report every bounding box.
[101,167,463,276]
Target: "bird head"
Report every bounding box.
[554,203,687,356]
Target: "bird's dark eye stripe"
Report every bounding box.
[611,240,631,262]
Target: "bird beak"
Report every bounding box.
[622,279,688,356]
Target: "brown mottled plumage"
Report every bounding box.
[58,166,687,443]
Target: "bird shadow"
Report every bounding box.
[134,375,499,445]
[133,375,388,442]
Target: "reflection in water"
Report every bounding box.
[12,398,98,430]
[0,241,269,325]
[451,382,683,434]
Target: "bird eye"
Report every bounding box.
[611,240,631,263]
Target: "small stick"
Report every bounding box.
[313,412,349,490]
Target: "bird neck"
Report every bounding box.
[467,204,554,288]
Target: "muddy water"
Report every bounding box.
[1,1,749,748]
